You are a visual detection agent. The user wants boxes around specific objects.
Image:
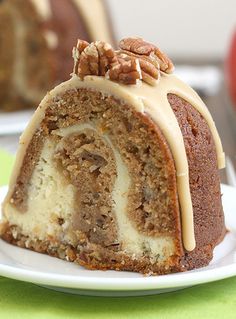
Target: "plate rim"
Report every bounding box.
[0,184,235,292]
[0,252,235,291]
[0,110,34,135]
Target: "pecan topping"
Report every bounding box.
[73,37,174,86]
[107,53,141,85]
[74,40,117,78]
[77,39,89,53]
[117,50,160,85]
[119,37,174,74]
[73,39,89,74]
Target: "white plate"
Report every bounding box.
[0,110,34,135]
[0,184,235,297]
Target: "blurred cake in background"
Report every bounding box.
[0,0,115,111]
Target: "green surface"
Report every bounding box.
[0,149,236,319]
[0,276,235,319]
[0,149,15,186]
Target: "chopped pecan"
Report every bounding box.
[119,37,174,74]
[107,53,141,85]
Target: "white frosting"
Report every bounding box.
[3,74,225,252]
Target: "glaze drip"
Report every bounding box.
[3,74,225,251]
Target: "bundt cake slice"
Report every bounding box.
[0,0,114,111]
[1,37,226,274]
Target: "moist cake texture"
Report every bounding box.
[1,37,226,274]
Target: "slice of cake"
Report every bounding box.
[0,0,114,111]
[1,37,226,275]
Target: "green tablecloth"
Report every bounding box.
[0,149,236,319]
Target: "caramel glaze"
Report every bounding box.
[3,74,225,251]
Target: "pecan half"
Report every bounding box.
[95,41,117,75]
[74,41,117,79]
[119,37,174,74]
[118,50,160,85]
[72,39,89,74]
[107,53,141,85]
[73,37,174,86]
